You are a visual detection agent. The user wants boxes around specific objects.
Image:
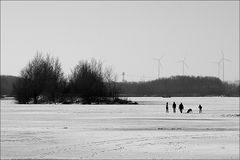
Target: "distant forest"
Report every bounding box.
[117,76,240,97]
[0,75,19,96]
[1,75,239,98]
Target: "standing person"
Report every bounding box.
[198,104,202,113]
[166,102,169,113]
[179,102,184,113]
[172,102,176,113]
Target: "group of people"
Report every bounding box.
[165,102,202,113]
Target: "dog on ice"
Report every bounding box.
[186,108,193,113]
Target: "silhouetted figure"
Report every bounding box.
[172,102,176,113]
[198,104,202,113]
[166,102,169,113]
[179,102,184,113]
[186,108,192,113]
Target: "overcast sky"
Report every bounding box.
[1,1,239,82]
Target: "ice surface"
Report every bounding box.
[1,97,239,159]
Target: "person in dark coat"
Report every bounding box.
[172,102,176,113]
[166,102,169,113]
[179,102,184,113]
[198,104,202,113]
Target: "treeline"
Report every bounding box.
[1,54,239,101]
[117,76,240,97]
[0,75,19,97]
[11,53,123,104]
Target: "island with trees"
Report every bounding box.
[10,53,137,104]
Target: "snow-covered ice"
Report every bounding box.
[1,97,239,159]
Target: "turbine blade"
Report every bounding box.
[224,58,231,62]
[160,54,165,60]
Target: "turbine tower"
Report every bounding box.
[177,57,188,75]
[122,72,125,82]
[153,55,164,79]
[219,50,231,81]
[211,61,221,78]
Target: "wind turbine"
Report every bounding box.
[177,57,188,75]
[219,50,231,81]
[153,55,164,79]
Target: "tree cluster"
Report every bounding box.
[13,53,65,103]
[68,59,119,104]
[117,76,239,97]
[13,53,119,104]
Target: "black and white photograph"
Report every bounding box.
[1,0,239,159]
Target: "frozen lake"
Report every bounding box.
[1,97,239,159]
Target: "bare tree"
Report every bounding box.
[104,67,119,98]
[14,52,65,104]
[42,54,65,103]
[69,59,107,103]
[13,77,32,104]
